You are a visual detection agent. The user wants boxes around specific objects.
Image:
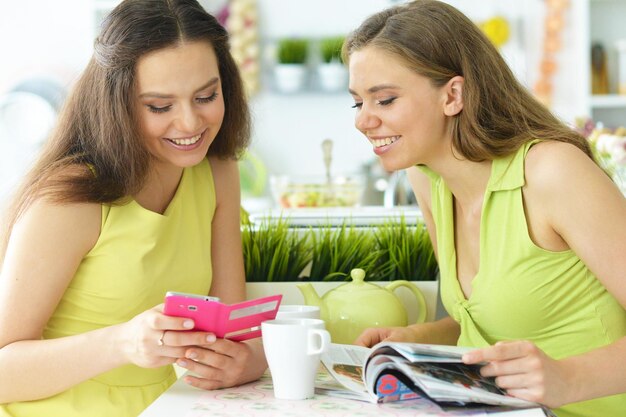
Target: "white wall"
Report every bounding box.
[0,0,94,207]
[0,0,602,206]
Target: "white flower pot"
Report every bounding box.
[273,64,307,93]
[317,62,347,92]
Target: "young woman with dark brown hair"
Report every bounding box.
[0,1,265,415]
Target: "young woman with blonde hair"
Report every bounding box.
[347,2,626,416]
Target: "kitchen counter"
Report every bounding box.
[138,370,546,417]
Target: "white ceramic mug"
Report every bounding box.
[261,318,330,400]
[275,305,320,320]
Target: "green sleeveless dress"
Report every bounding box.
[1,158,215,417]
[421,142,626,417]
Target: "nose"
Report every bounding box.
[355,105,381,133]
[175,103,203,133]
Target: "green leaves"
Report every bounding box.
[370,216,439,281]
[277,38,309,64]
[308,223,381,281]
[241,216,438,282]
[241,217,312,282]
[320,36,345,64]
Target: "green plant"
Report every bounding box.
[241,217,312,282]
[370,216,439,281]
[306,222,382,281]
[320,36,345,64]
[277,38,309,64]
[241,216,438,283]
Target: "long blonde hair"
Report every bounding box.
[343,0,593,162]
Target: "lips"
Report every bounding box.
[369,135,400,148]
[165,132,203,146]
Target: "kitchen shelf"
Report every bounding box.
[590,94,626,108]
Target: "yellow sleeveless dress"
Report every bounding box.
[421,142,626,417]
[1,158,215,417]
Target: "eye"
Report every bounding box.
[196,92,219,104]
[147,105,171,114]
[351,102,363,109]
[377,97,396,106]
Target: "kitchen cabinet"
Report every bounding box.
[588,0,626,127]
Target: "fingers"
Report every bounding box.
[159,329,216,348]
[462,340,536,364]
[152,313,195,332]
[183,374,223,390]
[176,339,248,388]
[185,338,243,361]
[479,356,530,377]
[354,328,388,347]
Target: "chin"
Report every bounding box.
[380,158,412,172]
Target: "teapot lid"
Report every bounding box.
[334,268,384,293]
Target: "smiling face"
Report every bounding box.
[348,46,453,171]
[135,40,225,173]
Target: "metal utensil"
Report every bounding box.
[321,138,333,184]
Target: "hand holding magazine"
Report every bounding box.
[320,342,554,416]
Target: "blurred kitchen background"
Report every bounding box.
[1,0,625,216]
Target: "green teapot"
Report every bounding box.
[296,268,427,344]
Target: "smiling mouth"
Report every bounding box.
[166,132,203,146]
[369,135,400,148]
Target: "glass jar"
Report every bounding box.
[616,39,626,95]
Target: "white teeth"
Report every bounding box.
[371,136,399,148]
[169,133,202,146]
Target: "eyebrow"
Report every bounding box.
[349,84,401,95]
[138,77,220,99]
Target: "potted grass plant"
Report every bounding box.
[273,37,309,93]
[369,216,438,282]
[241,216,312,282]
[317,35,347,92]
[242,213,440,322]
[305,222,381,281]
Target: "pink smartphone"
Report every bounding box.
[163,291,282,341]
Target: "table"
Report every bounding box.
[138,372,546,417]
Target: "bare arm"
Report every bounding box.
[206,156,246,304]
[176,157,267,390]
[464,142,626,407]
[355,167,459,347]
[535,143,626,404]
[0,198,201,402]
[355,316,460,347]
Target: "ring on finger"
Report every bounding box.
[158,330,166,346]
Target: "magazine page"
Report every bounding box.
[319,343,375,402]
[393,361,537,408]
[370,341,475,363]
[365,343,542,410]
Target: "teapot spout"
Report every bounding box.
[296,282,322,308]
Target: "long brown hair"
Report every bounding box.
[343,0,593,162]
[1,0,250,260]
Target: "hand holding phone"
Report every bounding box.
[163,291,282,341]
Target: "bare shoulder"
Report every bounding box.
[522,140,625,247]
[10,164,102,257]
[206,156,240,205]
[207,156,239,182]
[524,140,603,194]
[1,172,101,343]
[14,197,101,255]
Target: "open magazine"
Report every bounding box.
[320,342,553,416]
